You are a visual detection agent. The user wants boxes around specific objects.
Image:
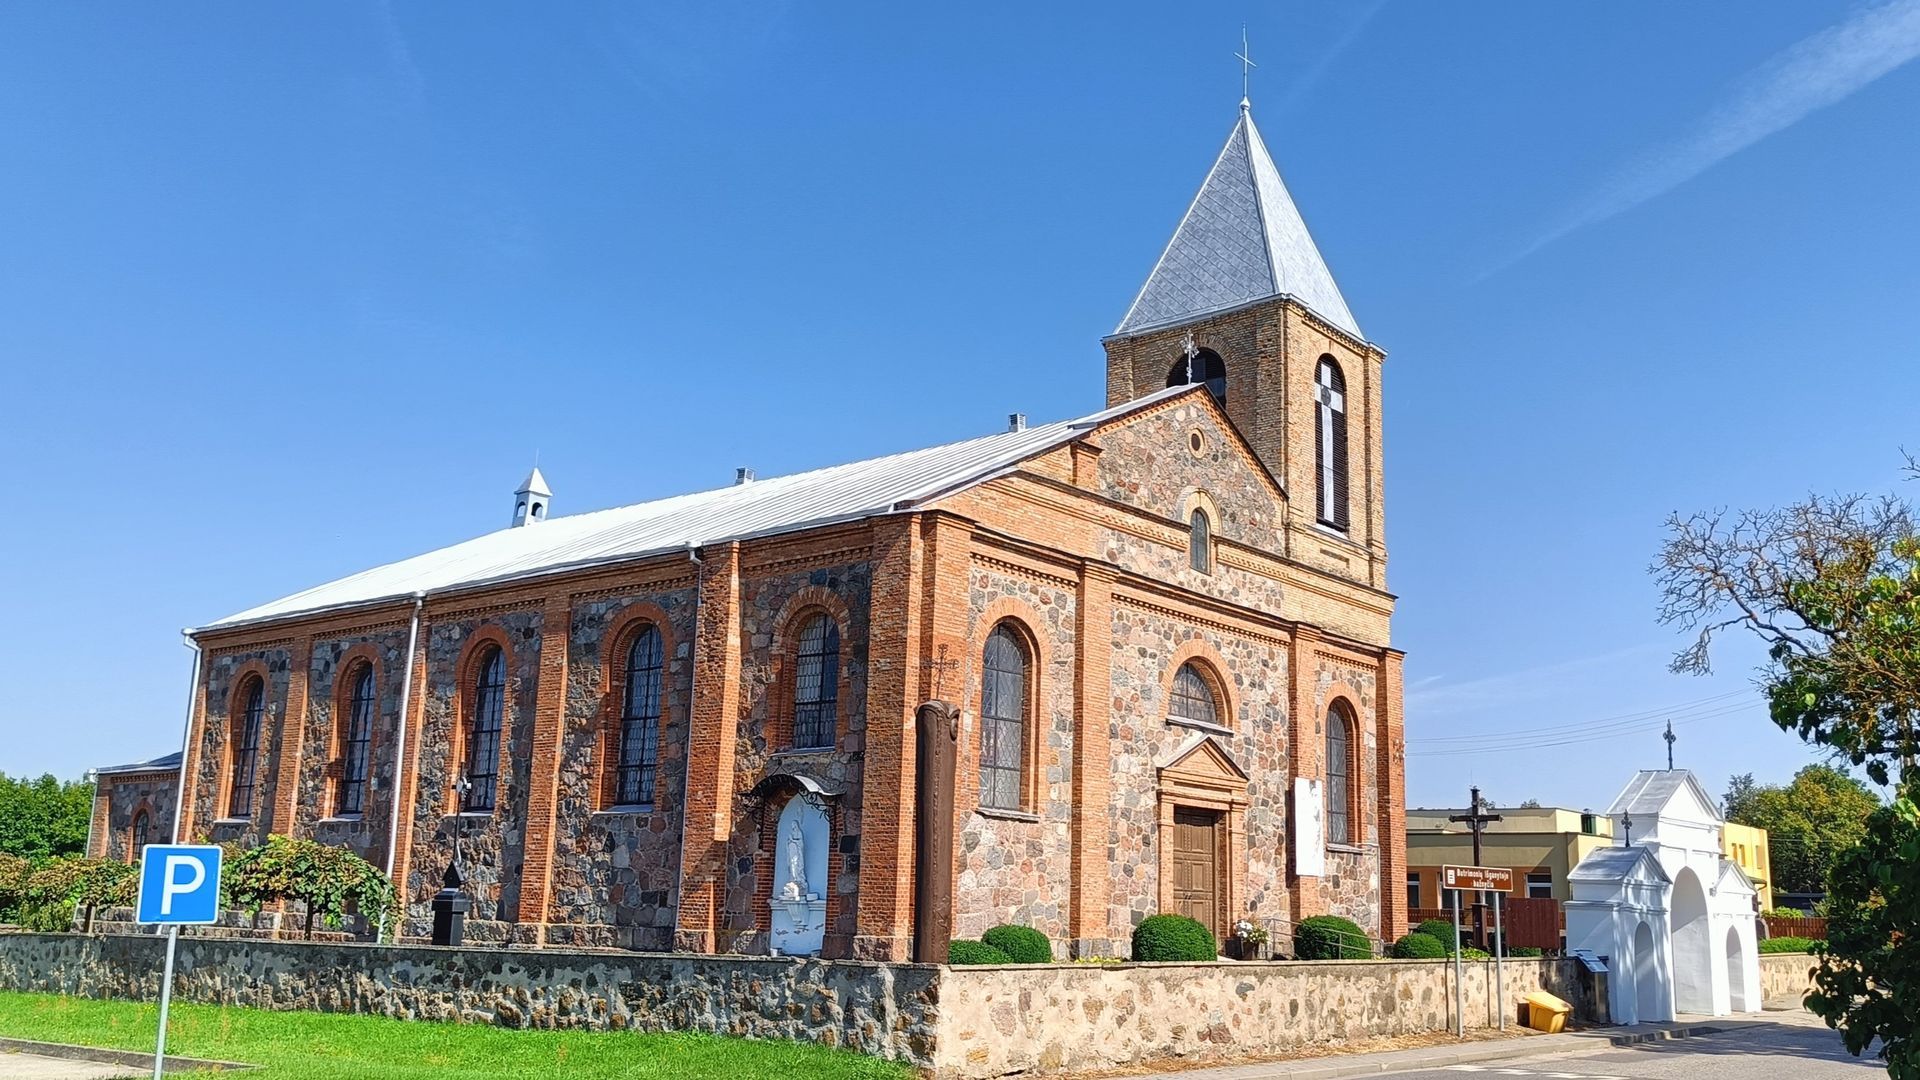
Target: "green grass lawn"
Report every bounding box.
[0,991,914,1079]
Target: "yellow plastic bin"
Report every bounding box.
[1524,990,1572,1033]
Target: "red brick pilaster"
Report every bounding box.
[854,515,925,960]
[86,785,111,859]
[675,542,743,953]
[1289,624,1326,923]
[1068,560,1116,955]
[267,636,314,837]
[516,595,572,930]
[175,672,210,842]
[1377,649,1408,940]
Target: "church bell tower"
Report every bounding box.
[1104,99,1387,589]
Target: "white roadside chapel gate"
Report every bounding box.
[1564,770,1761,1024]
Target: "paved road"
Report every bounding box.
[1383,1015,1883,1080]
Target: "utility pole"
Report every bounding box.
[1448,786,1502,949]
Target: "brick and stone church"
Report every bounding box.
[93,99,1406,960]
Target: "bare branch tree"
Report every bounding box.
[1653,492,1914,675]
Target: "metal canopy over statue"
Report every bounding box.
[1565,770,1761,1024]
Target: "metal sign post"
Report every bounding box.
[135,845,223,1080]
[1450,887,1463,1037]
[1493,891,1506,1030]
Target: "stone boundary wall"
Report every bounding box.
[937,957,1588,1076]
[1759,951,1816,1011]
[0,934,938,1064]
[0,934,1594,1077]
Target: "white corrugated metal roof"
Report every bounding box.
[1114,104,1362,341]
[1605,770,1720,822]
[198,386,1200,632]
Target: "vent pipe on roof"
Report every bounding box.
[1008,413,1027,432]
[735,467,754,485]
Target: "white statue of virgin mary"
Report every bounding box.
[781,818,808,901]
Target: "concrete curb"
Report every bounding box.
[1152,1021,1742,1079]
[0,1037,255,1074]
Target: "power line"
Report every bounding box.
[1407,690,1754,745]
[1407,706,1753,758]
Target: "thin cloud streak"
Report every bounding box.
[1405,643,1663,717]
[1274,0,1387,116]
[1489,0,1920,275]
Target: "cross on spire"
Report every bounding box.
[1664,719,1677,770]
[1235,26,1257,106]
[1182,330,1199,385]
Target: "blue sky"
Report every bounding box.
[2,2,1916,812]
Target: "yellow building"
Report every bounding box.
[1406,805,1616,913]
[1722,822,1773,910]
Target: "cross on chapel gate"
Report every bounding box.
[1448,786,1503,947]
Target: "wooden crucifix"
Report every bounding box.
[1448,786,1503,948]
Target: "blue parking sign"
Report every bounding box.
[136,844,222,925]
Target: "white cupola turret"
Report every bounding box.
[511,466,552,527]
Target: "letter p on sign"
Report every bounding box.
[137,845,223,926]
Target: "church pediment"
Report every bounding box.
[1157,733,1250,806]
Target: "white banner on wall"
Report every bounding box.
[1294,777,1326,878]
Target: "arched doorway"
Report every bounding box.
[1726,925,1751,1012]
[1632,920,1664,1022]
[1671,867,1712,1014]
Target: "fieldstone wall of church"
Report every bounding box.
[1315,654,1381,935]
[953,564,1078,945]
[1094,396,1283,547]
[191,646,294,845]
[544,585,699,949]
[97,773,179,863]
[1106,600,1291,947]
[725,561,873,951]
[296,630,412,865]
[401,609,545,940]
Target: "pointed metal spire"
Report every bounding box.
[1114,102,1362,341]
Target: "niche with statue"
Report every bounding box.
[768,795,830,956]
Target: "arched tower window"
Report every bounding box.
[336,664,376,816]
[1167,349,1228,407]
[1189,509,1213,573]
[1169,662,1220,728]
[227,677,265,819]
[463,646,506,812]
[130,810,151,861]
[1326,702,1356,845]
[615,625,665,806]
[979,623,1031,811]
[1315,357,1350,531]
[792,615,840,750]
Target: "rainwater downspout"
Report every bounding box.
[679,543,703,830]
[170,633,202,845]
[383,593,427,883]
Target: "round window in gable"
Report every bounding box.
[1188,430,1206,456]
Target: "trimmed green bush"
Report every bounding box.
[1459,946,1491,960]
[1390,932,1448,959]
[1131,914,1217,962]
[1759,936,1817,954]
[1295,915,1373,960]
[1413,918,1461,950]
[980,924,1053,964]
[1506,945,1544,958]
[947,940,1012,965]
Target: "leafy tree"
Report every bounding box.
[222,835,400,940]
[1720,765,1879,895]
[1516,799,1544,809]
[1656,469,1920,1075]
[0,773,92,860]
